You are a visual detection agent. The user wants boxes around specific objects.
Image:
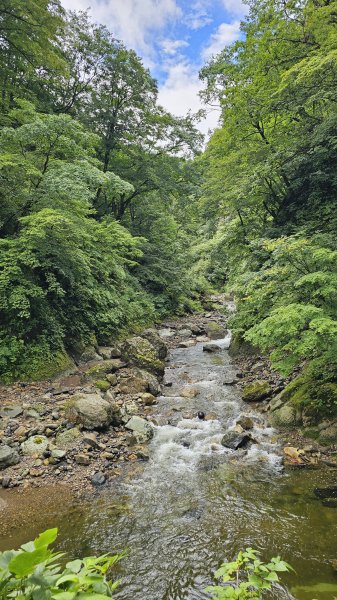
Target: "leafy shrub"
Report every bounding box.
[0,528,123,599]
[206,548,292,599]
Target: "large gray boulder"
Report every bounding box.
[242,380,271,402]
[66,393,113,430]
[221,431,252,450]
[121,336,165,375]
[140,329,168,359]
[0,445,20,469]
[269,403,302,428]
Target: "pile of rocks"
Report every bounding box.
[0,329,167,493]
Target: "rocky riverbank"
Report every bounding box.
[0,306,229,495]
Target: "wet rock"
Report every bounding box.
[198,411,205,420]
[121,337,165,376]
[314,487,337,499]
[221,431,252,450]
[179,340,197,348]
[0,445,20,469]
[141,329,168,359]
[204,413,217,421]
[90,471,106,486]
[125,416,154,441]
[180,387,200,399]
[1,476,11,488]
[236,416,254,430]
[203,343,222,353]
[21,435,49,456]
[137,369,161,396]
[0,406,23,419]
[242,380,271,402]
[66,393,113,430]
[205,322,227,340]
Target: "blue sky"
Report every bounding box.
[61,0,248,134]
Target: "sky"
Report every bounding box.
[60,0,249,136]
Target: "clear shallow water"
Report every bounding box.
[1,337,337,599]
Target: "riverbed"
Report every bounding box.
[1,334,337,599]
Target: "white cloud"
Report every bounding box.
[61,0,182,55]
[160,39,189,55]
[158,60,220,137]
[184,0,213,30]
[222,0,249,17]
[202,20,241,59]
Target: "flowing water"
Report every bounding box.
[1,334,337,599]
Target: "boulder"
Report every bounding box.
[97,345,122,360]
[121,337,165,376]
[66,394,113,430]
[79,346,102,363]
[269,403,302,428]
[203,343,222,353]
[125,416,154,441]
[242,380,271,402]
[318,423,337,446]
[205,322,227,340]
[0,445,19,469]
[84,359,127,380]
[180,387,200,399]
[140,393,157,406]
[236,416,255,430]
[140,329,168,359]
[21,435,49,456]
[90,472,106,486]
[179,340,197,348]
[177,329,193,338]
[221,431,252,450]
[158,328,175,339]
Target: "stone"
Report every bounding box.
[118,372,149,395]
[21,435,48,456]
[140,329,168,359]
[140,393,157,406]
[0,445,19,469]
[24,409,40,420]
[106,374,118,386]
[55,427,82,448]
[1,476,11,488]
[121,337,165,375]
[177,329,193,338]
[50,449,66,459]
[75,453,90,466]
[125,416,154,441]
[314,487,337,499]
[79,346,103,363]
[180,387,200,399]
[270,403,302,428]
[236,416,254,430]
[269,394,286,412]
[203,343,222,353]
[205,413,218,421]
[66,393,113,430]
[318,423,337,446]
[13,425,27,439]
[221,431,252,450]
[97,346,114,360]
[158,328,175,339]
[83,432,101,449]
[178,340,197,348]
[90,472,106,486]
[84,359,127,380]
[0,406,23,419]
[94,380,111,392]
[242,380,271,402]
[205,322,227,340]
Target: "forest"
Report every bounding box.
[1,0,337,422]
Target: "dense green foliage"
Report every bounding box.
[0,528,123,599]
[199,0,337,394]
[0,5,203,381]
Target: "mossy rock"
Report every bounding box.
[83,359,126,381]
[205,322,227,340]
[302,426,320,440]
[55,427,82,449]
[270,403,302,428]
[242,380,271,402]
[94,380,111,392]
[121,337,165,376]
[318,423,337,446]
